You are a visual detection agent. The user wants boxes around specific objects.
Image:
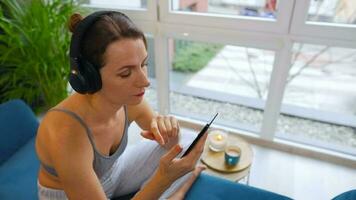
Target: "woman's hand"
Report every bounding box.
[135,128,208,200]
[140,115,180,149]
[155,131,208,185]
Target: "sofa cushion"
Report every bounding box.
[332,190,356,200]
[0,137,39,200]
[186,173,291,200]
[0,99,39,164]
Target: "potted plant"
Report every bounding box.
[0,0,81,113]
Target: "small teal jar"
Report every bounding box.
[224,146,241,166]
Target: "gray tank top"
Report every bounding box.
[39,106,129,179]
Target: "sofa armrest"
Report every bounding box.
[186,173,292,200]
[0,99,39,164]
[332,190,356,200]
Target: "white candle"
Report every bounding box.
[208,130,228,152]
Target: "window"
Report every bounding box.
[86,0,356,156]
[169,39,275,133]
[159,0,293,33]
[172,0,278,19]
[82,0,156,21]
[145,36,158,110]
[88,0,147,9]
[307,0,356,25]
[276,43,356,152]
[291,0,356,40]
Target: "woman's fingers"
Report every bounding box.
[157,116,168,143]
[170,116,179,138]
[151,118,165,145]
[149,115,180,146]
[164,116,173,137]
[161,144,182,164]
[140,130,156,140]
[186,132,208,162]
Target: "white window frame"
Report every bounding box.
[261,37,292,140]
[159,23,284,51]
[158,0,294,34]
[291,0,356,41]
[82,0,157,21]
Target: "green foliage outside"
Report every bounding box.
[172,40,223,73]
[0,0,82,113]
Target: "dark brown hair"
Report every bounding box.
[68,12,147,70]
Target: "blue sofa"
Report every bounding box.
[0,99,354,200]
[0,99,40,200]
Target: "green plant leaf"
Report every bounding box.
[0,0,80,113]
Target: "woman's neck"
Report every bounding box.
[77,93,123,125]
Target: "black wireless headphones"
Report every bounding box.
[69,10,129,94]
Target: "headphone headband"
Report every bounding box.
[70,11,113,72]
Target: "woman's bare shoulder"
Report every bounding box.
[36,96,91,152]
[36,98,94,167]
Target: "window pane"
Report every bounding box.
[145,36,157,110]
[171,0,278,19]
[169,39,275,133]
[146,37,156,80]
[277,43,356,154]
[307,0,356,25]
[88,0,147,9]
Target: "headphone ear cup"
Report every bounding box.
[69,72,88,94]
[83,60,102,93]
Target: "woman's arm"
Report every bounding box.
[127,99,179,147]
[127,99,156,130]
[45,114,107,200]
[132,169,172,200]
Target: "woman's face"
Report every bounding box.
[97,38,150,106]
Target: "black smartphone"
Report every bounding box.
[181,113,218,158]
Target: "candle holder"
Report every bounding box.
[208,129,228,152]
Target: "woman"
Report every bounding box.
[35,11,207,200]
